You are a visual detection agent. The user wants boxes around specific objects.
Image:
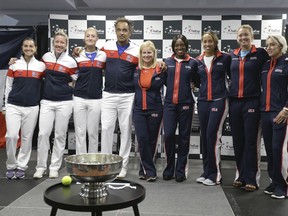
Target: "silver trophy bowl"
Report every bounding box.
[65,153,123,199]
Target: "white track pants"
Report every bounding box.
[73,96,101,154]
[36,99,73,172]
[101,92,134,169]
[5,104,39,171]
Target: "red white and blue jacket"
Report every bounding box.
[229,45,269,98]
[196,51,231,101]
[133,66,166,111]
[41,51,78,101]
[5,56,45,107]
[164,54,199,104]
[74,49,106,99]
[260,54,288,112]
[101,40,139,93]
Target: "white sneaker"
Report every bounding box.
[196,177,206,183]
[203,179,216,186]
[117,168,127,179]
[49,170,59,178]
[33,170,46,179]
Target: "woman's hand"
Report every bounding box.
[157,61,167,73]
[72,47,83,57]
[8,58,18,65]
[274,109,288,124]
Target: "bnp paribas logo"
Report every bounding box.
[70,25,85,34]
[223,44,233,53]
[164,45,173,54]
[133,29,143,35]
[107,26,115,35]
[188,45,200,55]
[164,26,181,34]
[203,26,220,35]
[92,26,105,35]
[145,26,161,34]
[51,24,67,35]
[263,25,280,34]
[223,26,237,34]
[253,29,260,35]
[184,25,200,35]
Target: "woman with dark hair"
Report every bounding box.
[261,35,288,199]
[195,31,231,186]
[3,37,45,179]
[162,34,200,182]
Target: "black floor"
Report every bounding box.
[0,148,288,216]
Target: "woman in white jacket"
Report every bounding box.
[4,37,45,179]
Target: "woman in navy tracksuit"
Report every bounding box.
[163,35,200,182]
[4,38,45,179]
[229,25,269,191]
[260,35,288,199]
[133,41,166,182]
[196,31,231,186]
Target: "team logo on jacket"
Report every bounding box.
[211,107,218,112]
[217,62,223,66]
[32,71,37,77]
[126,55,132,62]
[151,113,158,117]
[248,109,255,113]
[185,66,191,69]
[182,105,190,110]
[58,66,63,72]
[250,57,257,60]
[275,69,283,73]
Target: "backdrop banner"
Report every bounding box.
[48,14,285,157]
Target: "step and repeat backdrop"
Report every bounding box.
[48,14,286,158]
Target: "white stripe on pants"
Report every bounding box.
[101,91,134,169]
[5,104,39,170]
[73,96,101,154]
[36,99,72,172]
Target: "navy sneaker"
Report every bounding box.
[271,192,286,199]
[6,169,16,179]
[15,169,25,179]
[264,183,275,195]
[147,176,157,182]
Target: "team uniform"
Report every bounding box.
[73,49,106,154]
[35,51,77,176]
[260,54,288,197]
[163,54,199,180]
[196,51,231,184]
[4,56,45,178]
[229,45,269,187]
[133,66,166,179]
[100,40,139,173]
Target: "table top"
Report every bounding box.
[44,179,146,212]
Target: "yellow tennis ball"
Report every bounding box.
[61,176,72,186]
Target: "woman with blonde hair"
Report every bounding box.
[229,24,269,191]
[260,35,288,199]
[133,40,166,182]
[73,27,106,155]
[33,29,78,179]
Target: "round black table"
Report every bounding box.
[44,179,146,216]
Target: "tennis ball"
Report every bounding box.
[61,175,72,186]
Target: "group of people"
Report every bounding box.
[2,16,288,200]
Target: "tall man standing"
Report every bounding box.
[101,17,139,178]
